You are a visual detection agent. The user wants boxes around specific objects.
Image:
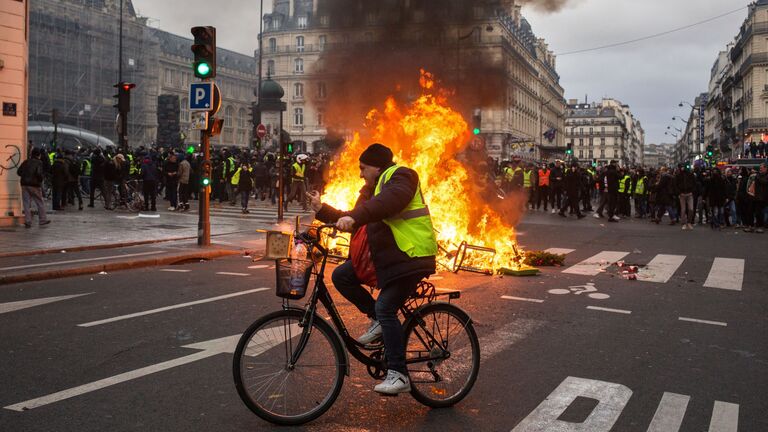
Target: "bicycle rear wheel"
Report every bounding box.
[404,302,480,408]
[233,309,346,425]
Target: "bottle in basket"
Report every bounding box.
[290,242,308,293]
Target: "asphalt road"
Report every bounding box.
[0,214,765,431]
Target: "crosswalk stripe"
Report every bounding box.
[637,254,686,284]
[708,401,739,432]
[703,258,744,291]
[647,392,690,432]
[562,251,629,276]
[544,248,575,255]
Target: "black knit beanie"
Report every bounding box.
[359,143,394,169]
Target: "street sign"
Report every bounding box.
[256,123,267,139]
[191,111,209,130]
[190,82,213,111]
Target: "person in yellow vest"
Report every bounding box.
[307,143,437,395]
[523,162,535,210]
[287,154,309,210]
[617,168,632,217]
[633,169,649,218]
[231,161,254,214]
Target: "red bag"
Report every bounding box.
[350,226,377,287]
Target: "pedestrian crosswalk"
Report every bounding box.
[545,248,746,291]
[209,203,314,225]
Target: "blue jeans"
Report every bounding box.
[331,261,424,375]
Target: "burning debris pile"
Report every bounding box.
[321,70,526,272]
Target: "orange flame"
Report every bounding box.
[323,70,521,271]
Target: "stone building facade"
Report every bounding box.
[565,98,645,167]
[27,0,257,150]
[257,0,565,160]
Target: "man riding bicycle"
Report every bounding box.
[307,143,438,395]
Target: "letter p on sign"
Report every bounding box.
[195,88,206,105]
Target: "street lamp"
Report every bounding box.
[672,116,688,124]
[665,131,679,139]
[667,126,682,133]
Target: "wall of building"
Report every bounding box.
[0,0,28,226]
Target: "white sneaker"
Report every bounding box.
[357,319,382,344]
[167,206,176,211]
[682,224,688,230]
[551,209,557,214]
[374,370,411,395]
[593,213,601,219]
[610,216,620,221]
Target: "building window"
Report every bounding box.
[296,36,305,52]
[238,108,247,128]
[294,58,304,73]
[269,38,277,53]
[317,109,324,126]
[319,35,327,50]
[164,68,173,86]
[294,82,304,99]
[579,138,583,146]
[601,138,606,146]
[317,82,327,99]
[601,127,605,133]
[294,107,304,126]
[589,127,593,135]
[320,15,329,26]
[579,150,584,158]
[267,60,275,76]
[600,149,605,158]
[181,98,189,123]
[297,16,307,29]
[366,12,377,25]
[271,18,280,30]
[224,106,234,128]
[588,150,593,158]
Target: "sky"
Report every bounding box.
[131,0,750,146]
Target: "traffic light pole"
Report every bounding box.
[198,129,211,246]
[277,112,284,223]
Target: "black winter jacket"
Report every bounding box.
[17,158,44,187]
[316,165,436,288]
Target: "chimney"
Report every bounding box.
[513,5,521,27]
[313,0,318,15]
[290,0,294,17]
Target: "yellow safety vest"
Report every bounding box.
[635,177,646,195]
[48,152,55,165]
[82,159,92,176]
[374,165,438,258]
[128,154,137,175]
[231,167,252,185]
[523,170,532,188]
[618,175,630,193]
[292,162,305,181]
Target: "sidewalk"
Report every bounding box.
[0,199,314,285]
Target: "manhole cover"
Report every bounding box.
[149,224,188,230]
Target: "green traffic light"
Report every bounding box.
[472,128,481,135]
[202,178,210,186]
[187,145,195,154]
[196,62,211,77]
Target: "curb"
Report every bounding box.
[0,229,262,259]
[0,248,241,286]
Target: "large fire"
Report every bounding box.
[322,70,523,272]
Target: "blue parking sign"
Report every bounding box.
[190,82,213,111]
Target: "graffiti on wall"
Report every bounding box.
[0,145,22,177]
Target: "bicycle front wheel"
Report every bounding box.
[404,302,480,408]
[233,309,346,425]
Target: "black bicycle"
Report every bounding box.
[233,224,480,425]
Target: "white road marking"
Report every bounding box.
[586,306,632,315]
[159,269,191,273]
[638,254,686,284]
[501,295,545,303]
[0,251,167,271]
[562,251,629,276]
[511,376,633,432]
[0,293,93,315]
[708,401,739,432]
[77,288,269,327]
[544,248,575,255]
[215,272,250,276]
[678,317,727,327]
[647,392,690,432]
[247,265,270,269]
[703,258,744,291]
[2,329,294,412]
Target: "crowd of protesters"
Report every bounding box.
[498,157,768,233]
[27,144,331,221]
